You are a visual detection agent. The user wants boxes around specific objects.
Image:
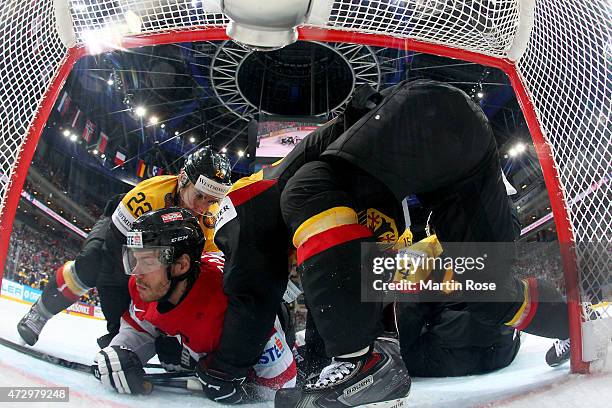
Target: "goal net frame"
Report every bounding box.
[0,0,609,375]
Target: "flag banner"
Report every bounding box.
[56,92,71,116]
[146,164,156,178]
[82,120,95,143]
[114,151,126,166]
[136,159,146,178]
[97,132,108,154]
[71,109,81,128]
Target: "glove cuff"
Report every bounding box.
[199,355,247,382]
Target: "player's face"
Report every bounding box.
[132,250,171,302]
[180,183,219,216]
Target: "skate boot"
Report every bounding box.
[17,300,53,346]
[275,338,411,408]
[545,339,570,367]
[294,345,331,386]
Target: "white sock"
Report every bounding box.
[337,346,369,359]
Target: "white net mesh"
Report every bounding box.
[0,0,609,363]
[0,0,68,221]
[324,0,520,58]
[70,0,228,40]
[516,0,611,320]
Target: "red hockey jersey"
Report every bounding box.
[112,253,296,398]
[122,253,227,357]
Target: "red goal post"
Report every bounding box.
[0,0,609,374]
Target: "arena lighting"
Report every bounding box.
[62,129,70,137]
[189,136,196,143]
[221,0,313,50]
[221,147,227,153]
[477,91,484,98]
[174,131,180,136]
[69,134,77,142]
[149,116,159,125]
[134,106,146,117]
[160,124,165,129]
[100,154,106,159]
[107,79,114,85]
[508,143,526,157]
[237,150,245,157]
[79,10,142,55]
[92,149,98,155]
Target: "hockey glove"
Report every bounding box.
[95,346,151,394]
[155,335,196,372]
[196,357,247,404]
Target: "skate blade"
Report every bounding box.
[360,395,410,408]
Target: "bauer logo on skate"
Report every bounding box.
[343,375,373,398]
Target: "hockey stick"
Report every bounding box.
[0,336,196,385]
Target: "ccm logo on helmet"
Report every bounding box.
[161,212,184,223]
[171,235,188,243]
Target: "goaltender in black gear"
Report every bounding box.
[208,80,570,407]
[17,147,232,347]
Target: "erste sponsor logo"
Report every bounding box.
[258,332,286,365]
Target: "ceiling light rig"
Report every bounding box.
[134,106,146,117]
[210,40,381,120]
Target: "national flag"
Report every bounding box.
[71,108,81,128]
[130,69,139,89]
[96,132,108,154]
[136,159,146,178]
[154,166,164,176]
[82,120,95,143]
[146,164,156,178]
[56,92,71,116]
[114,150,126,166]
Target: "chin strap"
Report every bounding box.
[159,263,200,304]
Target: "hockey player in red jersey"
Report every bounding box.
[18,147,232,348]
[95,207,296,401]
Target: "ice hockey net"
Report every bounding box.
[0,1,609,373]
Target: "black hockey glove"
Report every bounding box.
[196,357,247,404]
[95,346,151,394]
[155,335,196,372]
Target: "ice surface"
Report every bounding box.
[0,297,609,407]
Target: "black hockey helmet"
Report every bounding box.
[123,207,205,279]
[182,146,232,199]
